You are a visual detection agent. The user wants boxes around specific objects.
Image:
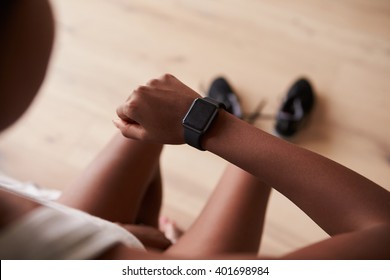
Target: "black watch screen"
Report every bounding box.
[183,98,219,133]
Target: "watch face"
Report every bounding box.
[183,98,219,133]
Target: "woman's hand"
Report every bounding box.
[114,74,201,144]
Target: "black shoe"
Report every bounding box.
[275,78,315,137]
[207,77,242,119]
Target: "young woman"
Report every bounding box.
[1,0,389,259]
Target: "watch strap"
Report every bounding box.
[203,97,226,110]
[184,126,205,151]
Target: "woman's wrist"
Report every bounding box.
[202,110,239,153]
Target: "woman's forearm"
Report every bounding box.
[114,74,390,237]
[203,110,390,235]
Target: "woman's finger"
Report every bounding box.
[112,118,145,140]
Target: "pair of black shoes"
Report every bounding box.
[207,77,315,138]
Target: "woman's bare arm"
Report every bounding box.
[203,111,390,259]
[203,111,390,236]
[114,74,390,259]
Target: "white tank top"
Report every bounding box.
[0,175,145,259]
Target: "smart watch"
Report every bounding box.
[182,97,225,151]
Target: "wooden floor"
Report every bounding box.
[1,0,389,256]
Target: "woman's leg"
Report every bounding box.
[166,164,271,256]
[58,133,163,225]
[135,166,163,228]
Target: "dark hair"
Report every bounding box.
[0,0,16,28]
[0,0,13,10]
